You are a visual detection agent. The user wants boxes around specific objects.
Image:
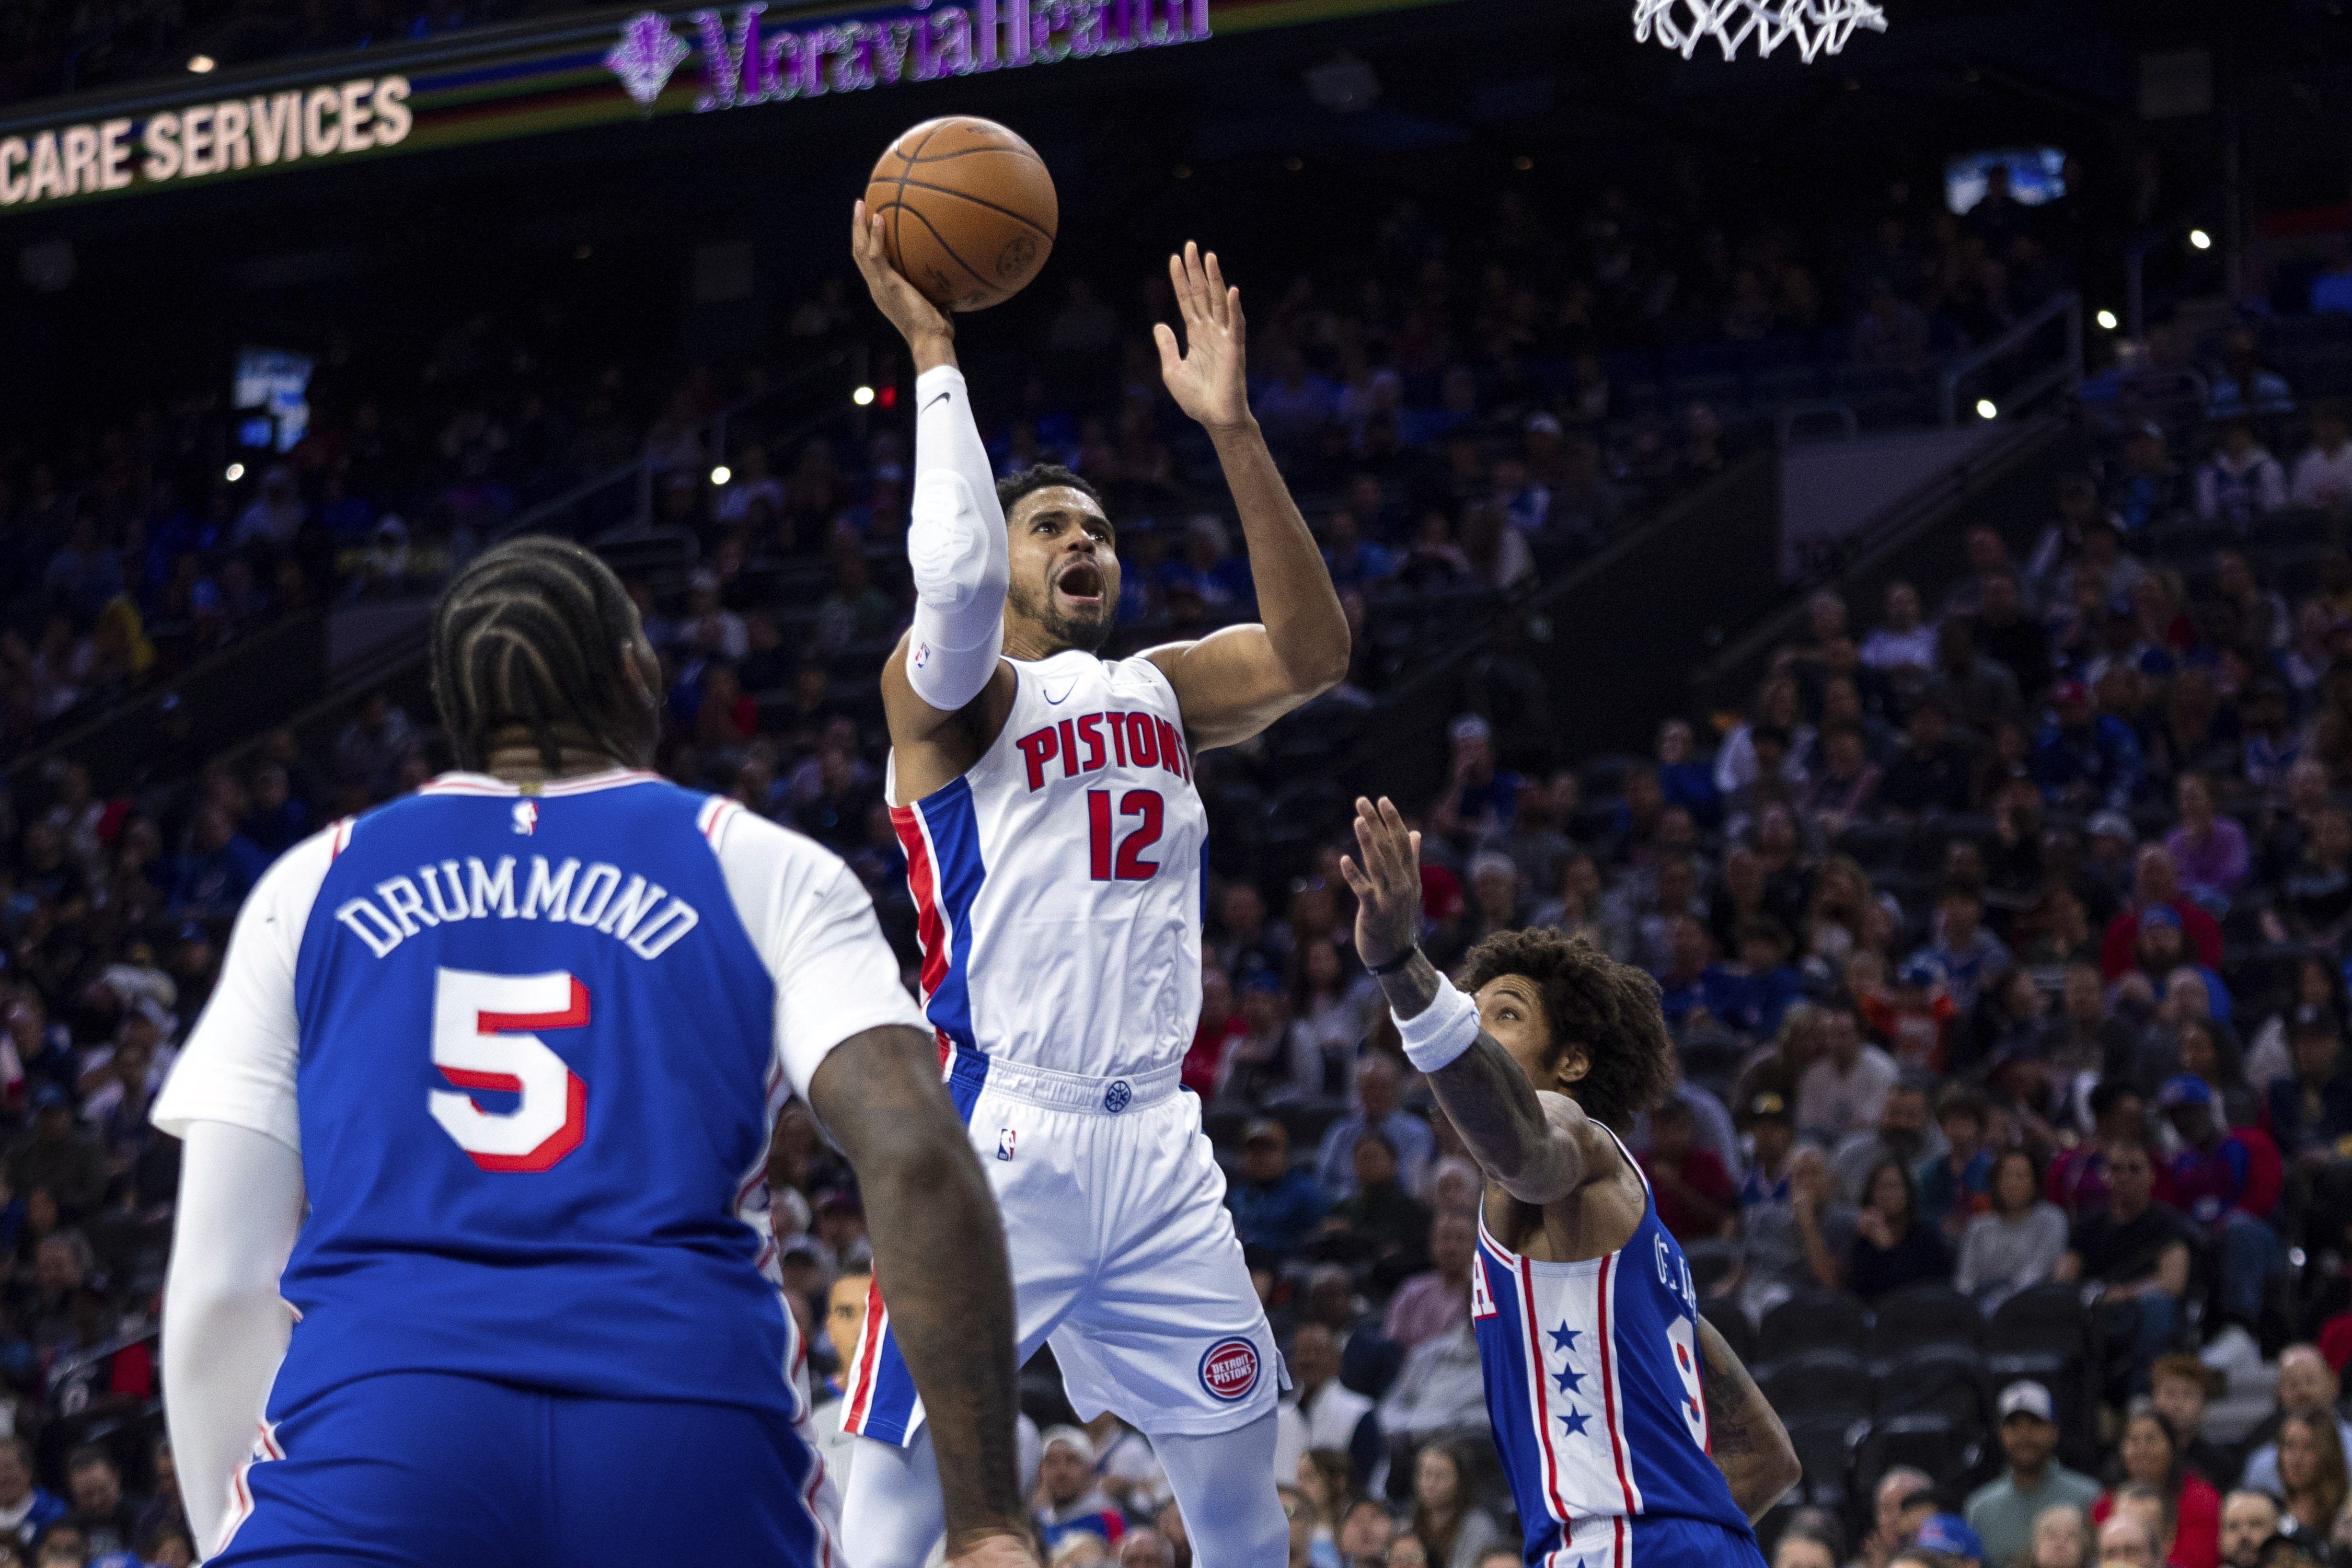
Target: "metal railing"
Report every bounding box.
[1939,291,2084,428]
[1691,416,2077,704]
[492,343,862,550]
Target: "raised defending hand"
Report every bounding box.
[851,199,955,359]
[1152,241,1252,434]
[1338,795,1423,971]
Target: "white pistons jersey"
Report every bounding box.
[889,649,1205,1082]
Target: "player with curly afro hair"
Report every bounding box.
[1338,791,1798,1544]
[1457,926,1679,1134]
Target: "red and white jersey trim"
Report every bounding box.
[418,768,664,798]
[217,1417,283,1556]
[697,795,745,848]
[1479,1210,1645,1529]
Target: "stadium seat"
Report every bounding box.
[1871,1344,1992,1435]
[1986,1282,2089,1362]
[1782,1411,1864,1513]
[1757,1289,1869,1367]
[1853,1414,1985,1518]
[1985,1282,2093,1451]
[1684,1238,1740,1299]
[1701,1298,1757,1366]
[1866,1282,1982,1366]
[1758,1348,1871,1421]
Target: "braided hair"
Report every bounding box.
[429,537,656,773]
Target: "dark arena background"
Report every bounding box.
[8,0,2352,1561]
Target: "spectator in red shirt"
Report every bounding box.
[1639,1097,1734,1243]
[2091,1408,2221,1568]
[1183,964,1244,1099]
[2155,1075,2282,1335]
[2102,847,2224,980]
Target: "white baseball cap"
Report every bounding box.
[1998,1380,2055,1422]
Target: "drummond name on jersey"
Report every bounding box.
[332,854,700,962]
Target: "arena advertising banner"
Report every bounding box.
[0,0,1453,215]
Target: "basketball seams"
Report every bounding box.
[867,117,1054,309]
[886,121,949,284]
[889,177,1057,240]
[904,143,1048,168]
[889,201,998,294]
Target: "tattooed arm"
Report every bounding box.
[1697,1317,1800,1521]
[809,1025,1034,1563]
[1339,795,1615,1204]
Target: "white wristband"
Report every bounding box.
[1396,974,1480,1074]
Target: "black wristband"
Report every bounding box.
[1365,946,1422,977]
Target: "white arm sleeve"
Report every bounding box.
[904,365,1010,712]
[709,802,929,1100]
[163,1120,304,1560]
[153,824,338,1150]
[149,827,329,1558]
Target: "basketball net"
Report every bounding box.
[1632,0,1887,62]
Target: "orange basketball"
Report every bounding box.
[864,117,1057,313]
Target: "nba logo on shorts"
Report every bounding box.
[996,1128,1016,1162]
[1198,1338,1259,1401]
[1102,1080,1131,1114]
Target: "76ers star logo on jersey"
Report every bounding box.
[1198,1338,1260,1401]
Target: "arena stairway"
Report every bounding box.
[1688,413,2090,719]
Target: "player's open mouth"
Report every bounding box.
[1056,561,1104,605]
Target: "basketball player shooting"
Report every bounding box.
[838,203,1351,1564]
[1339,795,1798,1568]
[152,539,1038,1568]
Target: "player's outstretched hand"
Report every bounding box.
[946,1530,1044,1568]
[1153,241,1251,434]
[1338,794,1422,971]
[851,199,954,354]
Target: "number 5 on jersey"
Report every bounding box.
[430,968,590,1173]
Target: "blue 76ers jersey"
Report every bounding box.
[887,649,1205,1081]
[1473,1128,1754,1566]
[154,770,925,1431]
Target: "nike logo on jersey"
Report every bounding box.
[926,392,950,412]
[1014,711,1193,790]
[1043,677,1077,705]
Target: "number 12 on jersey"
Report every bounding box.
[430,967,590,1173]
[1087,789,1163,881]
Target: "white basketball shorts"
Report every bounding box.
[839,1047,1284,1444]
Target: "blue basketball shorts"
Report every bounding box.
[211,1371,836,1567]
[1534,1514,1768,1568]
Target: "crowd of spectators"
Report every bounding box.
[2,125,2141,758]
[0,86,2316,1565]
